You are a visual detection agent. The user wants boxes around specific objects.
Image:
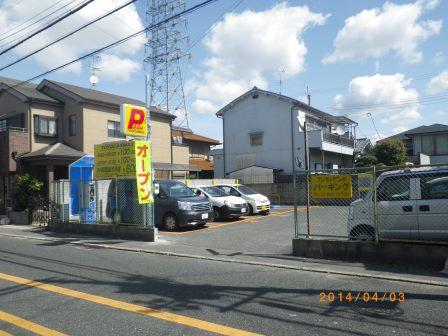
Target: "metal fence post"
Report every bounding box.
[293,172,298,238]
[115,178,119,228]
[372,166,379,244]
[61,181,65,223]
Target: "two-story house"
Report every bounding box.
[215,87,357,177]
[0,76,196,213]
[380,124,448,165]
[172,126,220,178]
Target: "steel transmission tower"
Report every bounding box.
[145,0,190,128]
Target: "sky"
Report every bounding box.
[0,0,447,144]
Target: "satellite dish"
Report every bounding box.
[335,125,345,136]
[89,74,99,85]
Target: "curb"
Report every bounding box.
[1,232,447,287]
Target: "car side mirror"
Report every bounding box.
[196,190,201,196]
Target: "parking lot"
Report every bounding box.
[158,206,297,255]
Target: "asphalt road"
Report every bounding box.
[0,235,447,336]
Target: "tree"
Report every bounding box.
[373,140,408,166]
[14,174,44,212]
[355,154,377,167]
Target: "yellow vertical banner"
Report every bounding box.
[134,140,153,204]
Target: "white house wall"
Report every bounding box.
[223,94,295,174]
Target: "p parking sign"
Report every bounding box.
[120,104,148,137]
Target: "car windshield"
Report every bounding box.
[161,181,196,198]
[201,186,228,197]
[236,185,258,195]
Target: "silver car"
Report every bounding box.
[348,166,448,241]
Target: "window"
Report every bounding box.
[378,177,410,201]
[34,115,57,136]
[69,115,76,136]
[421,134,448,155]
[249,132,263,146]
[107,121,124,138]
[421,173,448,200]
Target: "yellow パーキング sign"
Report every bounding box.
[94,141,136,179]
[120,104,147,137]
[134,140,153,204]
[311,174,353,199]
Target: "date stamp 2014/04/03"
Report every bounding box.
[320,291,405,303]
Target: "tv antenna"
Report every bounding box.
[89,54,101,88]
[278,68,285,94]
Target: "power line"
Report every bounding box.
[9,0,219,88]
[0,0,75,44]
[367,112,380,139]
[0,0,138,72]
[0,0,96,56]
[187,0,246,51]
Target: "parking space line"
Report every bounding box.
[0,329,13,336]
[0,310,66,336]
[0,273,262,336]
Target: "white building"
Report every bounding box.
[215,87,357,178]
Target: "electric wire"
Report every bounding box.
[0,0,96,56]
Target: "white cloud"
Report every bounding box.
[433,51,445,65]
[0,0,145,80]
[96,54,140,83]
[323,0,442,64]
[426,70,448,94]
[188,3,328,114]
[333,73,422,133]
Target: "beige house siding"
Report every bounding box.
[150,115,172,163]
[82,104,122,155]
[30,103,63,151]
[172,144,189,164]
[61,99,83,152]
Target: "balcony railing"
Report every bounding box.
[322,131,354,148]
[0,126,27,133]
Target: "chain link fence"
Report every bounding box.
[50,179,153,228]
[293,165,448,244]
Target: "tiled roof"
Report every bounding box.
[216,86,357,125]
[172,129,220,144]
[39,80,176,119]
[20,143,85,159]
[0,76,59,103]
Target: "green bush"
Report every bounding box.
[373,140,408,166]
[14,174,44,212]
[356,155,377,167]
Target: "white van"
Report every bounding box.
[348,166,448,241]
[190,186,247,220]
[215,184,270,215]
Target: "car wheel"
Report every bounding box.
[213,207,222,221]
[350,225,375,241]
[248,204,254,215]
[163,213,178,231]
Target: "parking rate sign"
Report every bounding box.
[94,141,136,179]
[120,104,148,137]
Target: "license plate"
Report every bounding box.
[241,208,246,213]
[261,206,268,211]
[201,213,208,219]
